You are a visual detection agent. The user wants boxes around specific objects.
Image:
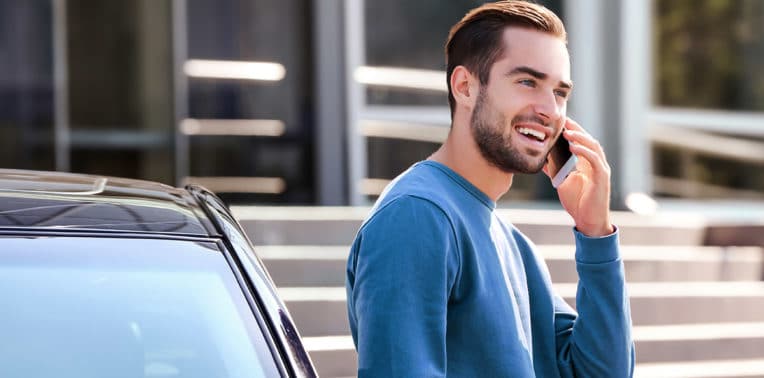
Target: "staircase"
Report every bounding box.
[234,206,764,378]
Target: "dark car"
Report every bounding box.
[0,169,317,378]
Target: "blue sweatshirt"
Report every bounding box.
[346,161,634,377]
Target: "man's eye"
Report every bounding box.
[518,79,536,87]
[554,90,569,99]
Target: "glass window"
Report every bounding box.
[655,0,764,111]
[0,0,55,171]
[652,0,764,199]
[365,0,563,71]
[0,236,280,378]
[651,143,764,199]
[185,0,314,204]
[66,0,175,183]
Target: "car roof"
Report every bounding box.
[0,169,215,237]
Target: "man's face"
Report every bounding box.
[470,27,571,174]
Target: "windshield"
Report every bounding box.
[0,236,280,378]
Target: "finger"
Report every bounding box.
[563,118,606,161]
[570,143,610,177]
[563,117,589,135]
[564,129,607,163]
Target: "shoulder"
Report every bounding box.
[353,194,460,264]
[349,194,460,278]
[362,194,454,237]
[373,163,467,218]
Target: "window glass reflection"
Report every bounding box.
[655,0,764,111]
[653,0,764,199]
[0,1,55,172]
[186,0,313,203]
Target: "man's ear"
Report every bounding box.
[450,65,479,110]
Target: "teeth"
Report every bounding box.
[517,127,545,141]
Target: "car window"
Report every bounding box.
[0,194,209,235]
[0,236,281,378]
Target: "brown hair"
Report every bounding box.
[445,1,566,116]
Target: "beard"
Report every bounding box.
[469,89,550,174]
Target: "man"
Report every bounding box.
[345,1,635,377]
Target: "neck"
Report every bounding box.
[429,115,513,202]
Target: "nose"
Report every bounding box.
[532,91,563,125]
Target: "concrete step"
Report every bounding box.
[258,245,763,286]
[279,282,764,337]
[319,358,764,378]
[301,336,355,378]
[234,206,708,246]
[634,322,764,363]
[302,323,764,378]
[635,358,764,378]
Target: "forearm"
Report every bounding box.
[556,227,635,377]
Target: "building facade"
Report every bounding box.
[1,0,762,206]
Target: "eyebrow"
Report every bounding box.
[508,66,573,90]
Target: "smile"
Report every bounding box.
[516,127,547,142]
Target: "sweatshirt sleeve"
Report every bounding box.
[346,196,460,378]
[555,227,635,378]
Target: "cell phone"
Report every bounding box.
[547,130,577,188]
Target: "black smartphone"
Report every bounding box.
[547,130,577,188]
